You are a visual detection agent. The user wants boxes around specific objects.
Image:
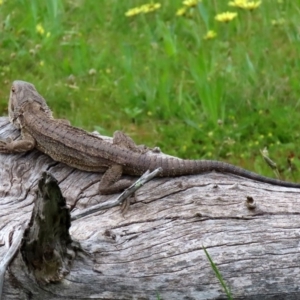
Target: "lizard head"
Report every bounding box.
[9,80,52,128]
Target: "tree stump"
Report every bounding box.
[1,116,300,300]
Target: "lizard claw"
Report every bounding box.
[0,140,9,153]
[0,138,13,153]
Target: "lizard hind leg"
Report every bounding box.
[113,131,144,153]
[113,131,160,154]
[98,164,135,194]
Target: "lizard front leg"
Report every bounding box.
[0,130,36,153]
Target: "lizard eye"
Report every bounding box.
[11,86,16,93]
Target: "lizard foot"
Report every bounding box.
[0,138,12,153]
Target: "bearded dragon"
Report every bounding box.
[1,80,300,195]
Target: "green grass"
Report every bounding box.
[203,246,233,299]
[1,0,300,180]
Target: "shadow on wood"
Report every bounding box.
[1,117,300,300]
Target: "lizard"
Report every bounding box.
[1,80,300,198]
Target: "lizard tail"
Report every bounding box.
[156,158,300,188]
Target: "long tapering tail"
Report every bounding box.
[154,157,300,188]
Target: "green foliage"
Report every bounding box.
[0,0,300,179]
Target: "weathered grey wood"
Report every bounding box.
[1,116,300,299]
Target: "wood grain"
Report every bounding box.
[1,117,300,299]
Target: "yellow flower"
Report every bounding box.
[241,1,261,10]
[183,0,201,7]
[125,7,143,17]
[125,2,161,17]
[176,7,187,16]
[215,12,237,22]
[228,0,247,8]
[140,3,161,13]
[36,23,45,35]
[229,0,261,10]
[203,30,217,40]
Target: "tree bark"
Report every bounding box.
[1,116,300,299]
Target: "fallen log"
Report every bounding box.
[1,116,300,300]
